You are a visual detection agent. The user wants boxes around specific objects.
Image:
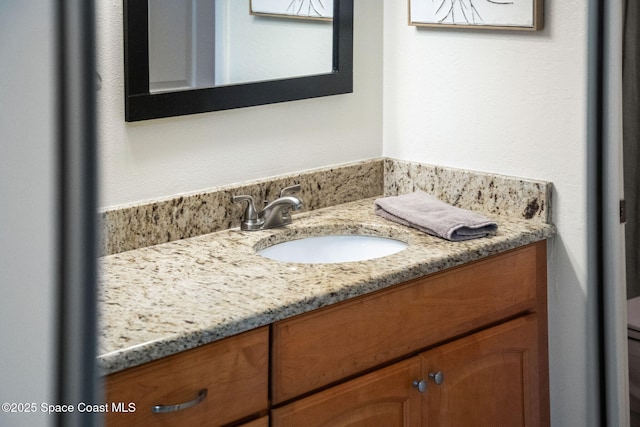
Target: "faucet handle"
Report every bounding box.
[279,184,301,198]
[232,195,258,219]
[232,195,264,230]
[275,184,302,225]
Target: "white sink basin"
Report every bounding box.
[256,235,408,264]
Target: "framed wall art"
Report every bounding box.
[409,0,543,31]
[251,0,333,21]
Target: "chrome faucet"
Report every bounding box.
[233,184,303,231]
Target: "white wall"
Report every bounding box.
[97,0,384,208]
[382,1,592,425]
[0,2,56,426]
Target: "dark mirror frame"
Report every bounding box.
[123,0,353,122]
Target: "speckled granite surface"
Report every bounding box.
[100,159,384,256]
[384,159,552,223]
[98,197,556,376]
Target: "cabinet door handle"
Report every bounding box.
[151,388,208,414]
[412,379,427,393]
[429,371,444,385]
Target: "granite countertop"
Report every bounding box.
[98,198,555,376]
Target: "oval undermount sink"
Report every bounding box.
[256,235,408,264]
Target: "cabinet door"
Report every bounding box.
[272,357,422,427]
[421,315,543,427]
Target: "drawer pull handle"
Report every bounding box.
[152,388,208,414]
[412,379,426,393]
[429,371,444,385]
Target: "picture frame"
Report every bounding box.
[251,0,333,21]
[409,0,543,31]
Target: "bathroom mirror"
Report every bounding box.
[123,0,353,121]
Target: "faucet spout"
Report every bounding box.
[259,196,303,229]
[262,196,303,212]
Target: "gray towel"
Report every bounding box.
[374,191,497,241]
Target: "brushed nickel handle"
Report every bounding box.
[232,195,258,220]
[412,379,427,393]
[279,184,301,197]
[232,195,264,230]
[429,371,444,385]
[152,389,208,414]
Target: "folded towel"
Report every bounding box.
[374,191,497,242]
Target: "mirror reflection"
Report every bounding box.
[148,0,334,93]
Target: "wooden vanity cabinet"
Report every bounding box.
[271,242,544,404]
[103,327,269,427]
[271,241,549,426]
[272,315,540,427]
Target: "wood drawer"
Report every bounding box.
[104,326,269,427]
[272,242,544,404]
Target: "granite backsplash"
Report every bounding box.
[99,157,552,256]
